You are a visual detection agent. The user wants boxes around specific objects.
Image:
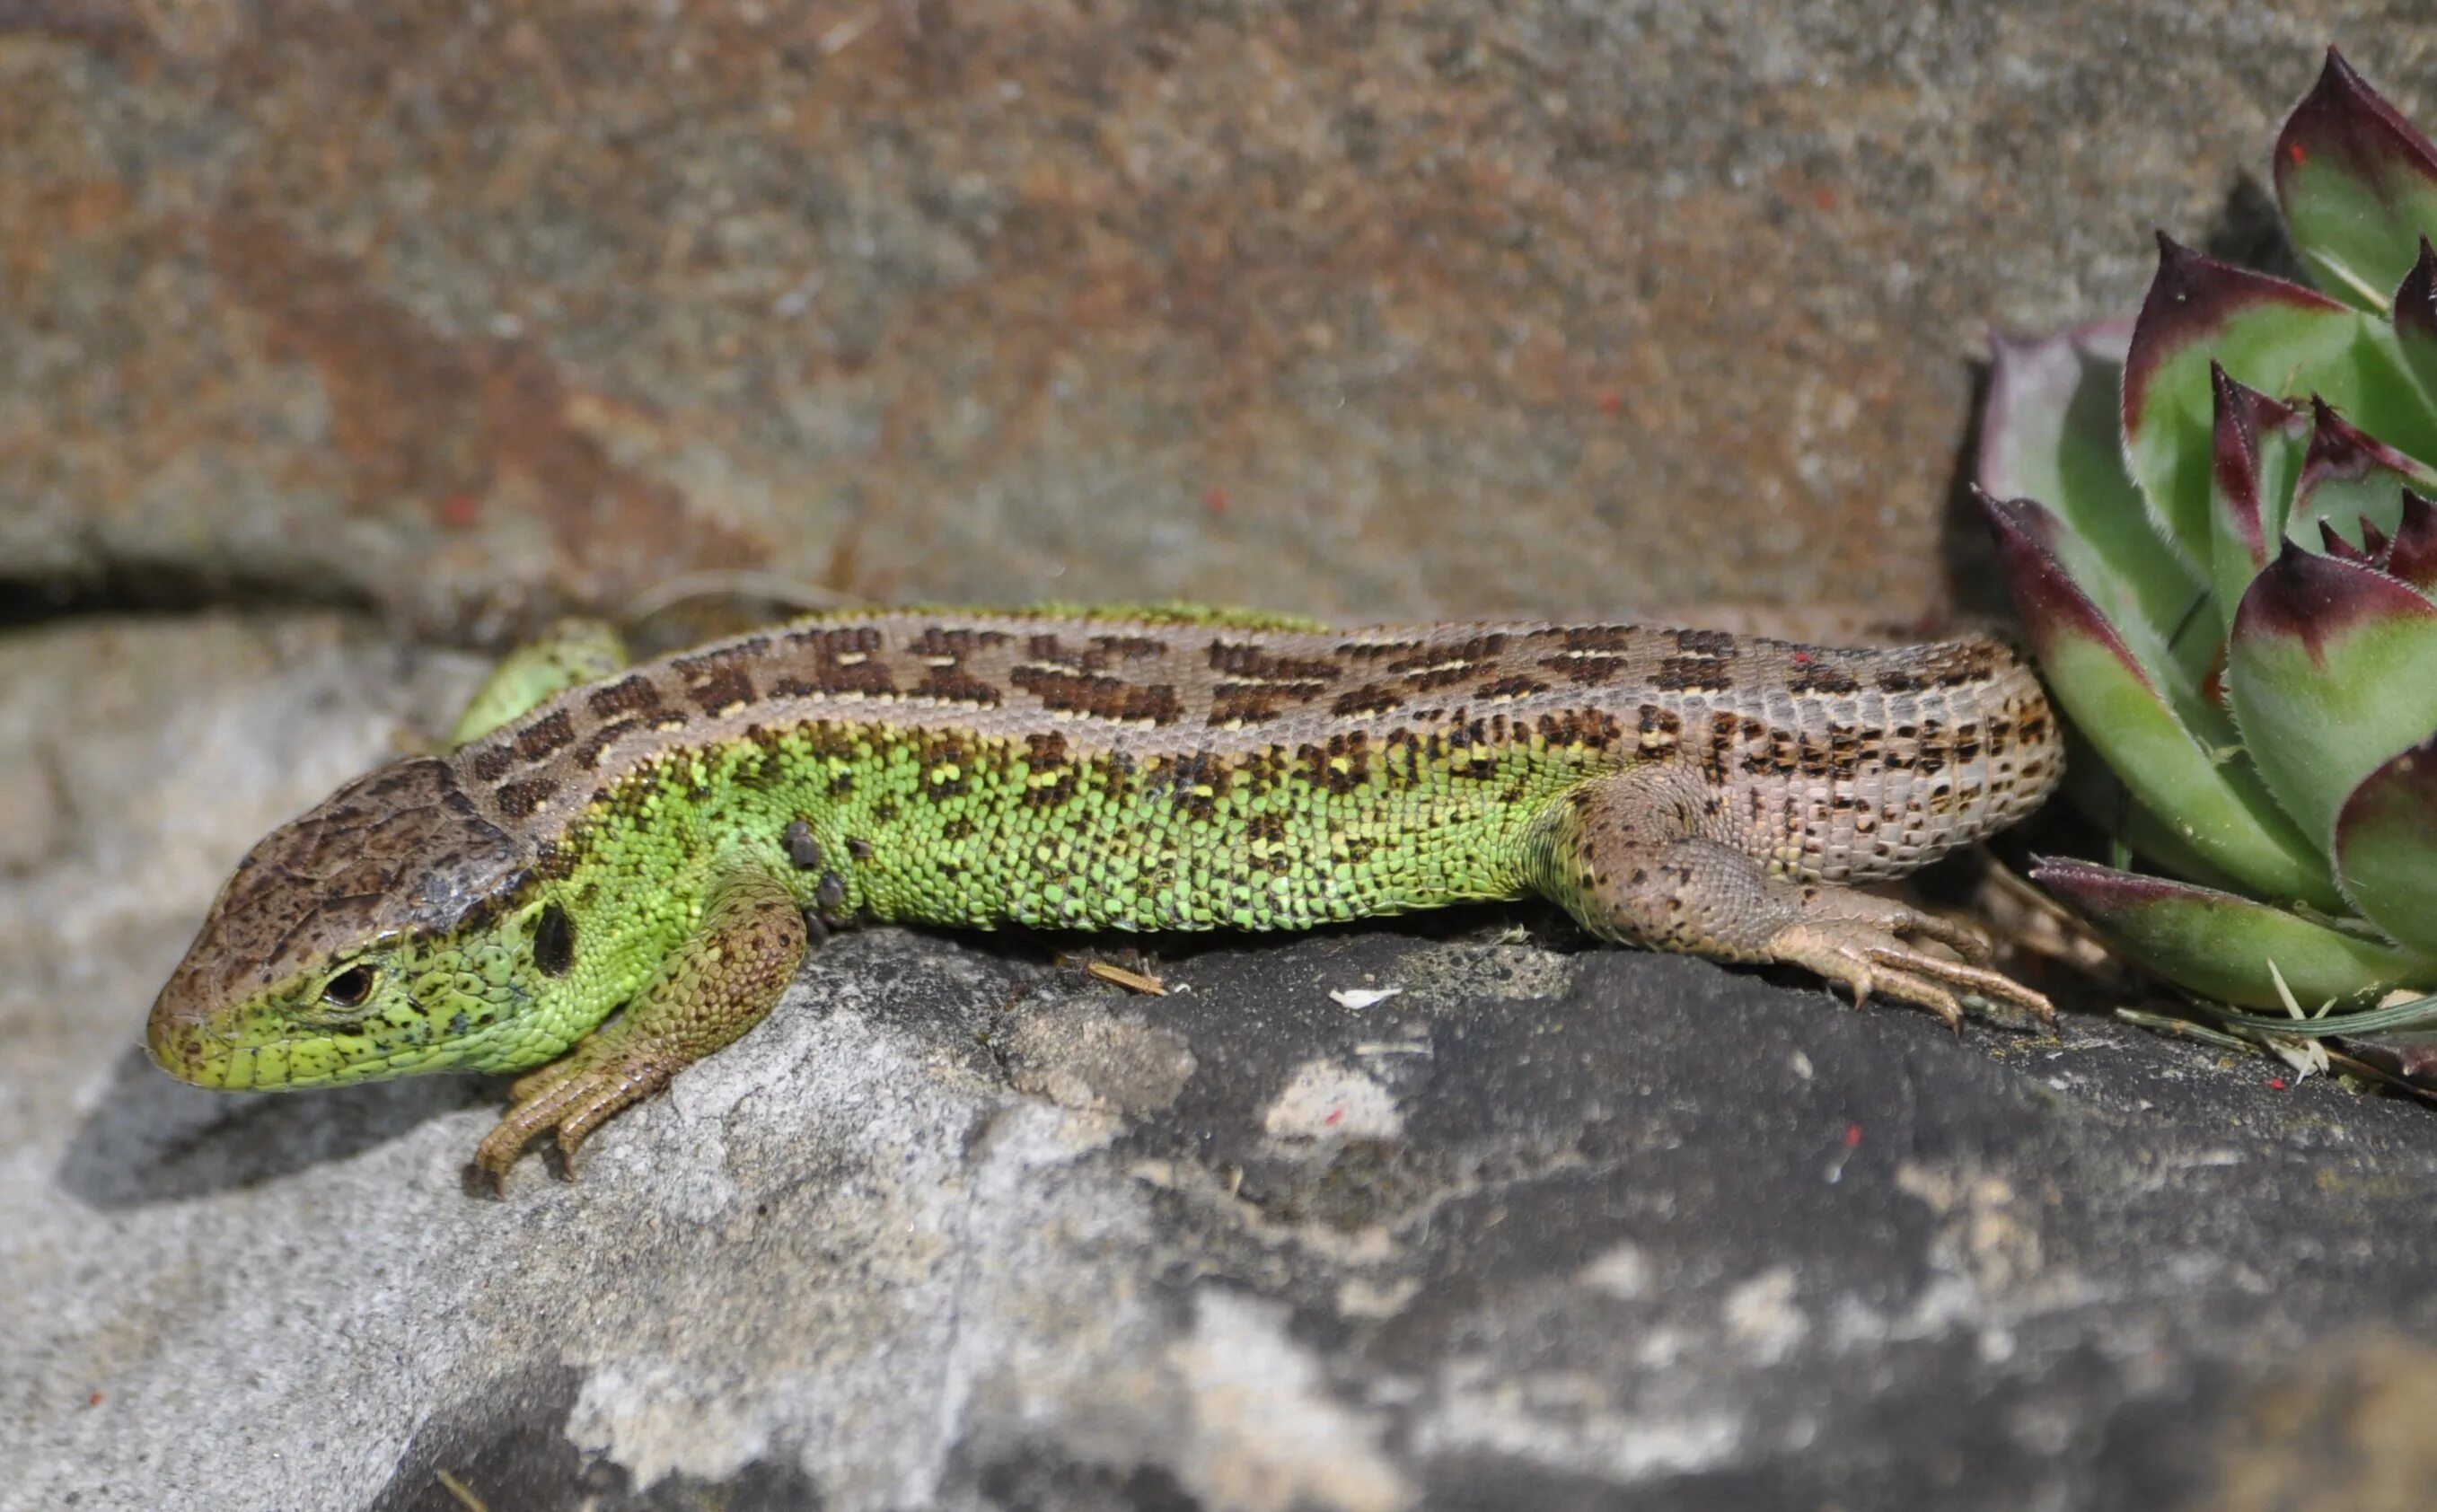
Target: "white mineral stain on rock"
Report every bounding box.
[1579,1242,1652,1300]
[1721,1264,1809,1364]
[1412,1354,1746,1482]
[1263,1058,1403,1142]
[1166,1289,1414,1512]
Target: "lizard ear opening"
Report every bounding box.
[533,902,576,978]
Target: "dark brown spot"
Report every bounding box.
[1787,657,1863,696]
[913,665,1004,706]
[588,675,663,718]
[1330,682,1407,718]
[469,744,516,783]
[906,626,1013,659]
[1208,641,1343,683]
[1209,691,1282,725]
[565,716,633,775]
[1011,665,1183,725]
[511,709,576,762]
[1655,656,1736,693]
[1540,651,1627,685]
[494,778,558,819]
[1473,674,1548,701]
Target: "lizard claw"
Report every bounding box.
[1766,921,2050,1033]
[473,1050,674,1190]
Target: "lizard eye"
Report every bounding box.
[321,966,376,1008]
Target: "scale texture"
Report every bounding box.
[147,608,2063,1174]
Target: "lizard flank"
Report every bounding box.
[148,607,2063,1182]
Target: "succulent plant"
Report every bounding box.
[1976,48,2437,1023]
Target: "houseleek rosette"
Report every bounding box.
[1977,48,2437,1032]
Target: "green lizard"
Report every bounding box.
[148,604,2063,1184]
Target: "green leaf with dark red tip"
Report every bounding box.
[2275,49,2437,311]
[2388,238,2437,395]
[2228,544,2437,849]
[2334,732,2437,955]
[2124,237,2437,565]
[2034,857,2431,1007]
[1980,318,2137,514]
[2204,365,2308,622]
[1983,491,2341,909]
[2285,396,2436,553]
[1983,321,2217,681]
[2318,519,2371,562]
[2388,489,2437,593]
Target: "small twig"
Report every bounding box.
[1087,960,1167,996]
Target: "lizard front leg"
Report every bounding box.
[1525,768,2054,1031]
[474,857,810,1185]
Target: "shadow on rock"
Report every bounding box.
[56,1044,487,1209]
[369,1363,828,1512]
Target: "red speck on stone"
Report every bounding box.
[85,1393,102,1408]
[1813,187,1836,210]
[1843,1122,1862,1147]
[1325,1107,1344,1126]
[1202,486,1228,516]
[1791,650,1813,664]
[2289,142,2308,165]
[435,491,482,529]
[2268,1077,2289,1091]
[1597,390,1623,417]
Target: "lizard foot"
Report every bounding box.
[474,1048,677,1189]
[1765,917,2055,1034]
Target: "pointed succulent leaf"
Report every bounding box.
[2389,238,2437,396]
[2388,489,2437,592]
[2285,396,2437,550]
[2125,238,2437,565]
[2334,732,2437,955]
[2204,365,2309,628]
[2274,49,2437,311]
[2228,544,2437,851]
[2034,857,2432,1008]
[1982,321,2213,657]
[2318,519,2371,562]
[1980,317,2136,509]
[1984,492,2344,909]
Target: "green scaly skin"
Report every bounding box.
[149,605,2064,1184]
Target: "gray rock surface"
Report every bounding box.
[11,615,2437,1512]
[6,3,2431,636]
[14,6,2437,1509]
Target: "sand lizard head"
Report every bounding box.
[148,757,565,1089]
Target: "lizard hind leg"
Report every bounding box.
[1524,769,2054,1033]
[472,857,811,1188]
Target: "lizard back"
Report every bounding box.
[446,613,2060,932]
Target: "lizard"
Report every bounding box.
[146,604,2063,1184]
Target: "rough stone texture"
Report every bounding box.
[12,616,2437,1512]
[16,6,2437,1508]
[9,4,2435,637]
